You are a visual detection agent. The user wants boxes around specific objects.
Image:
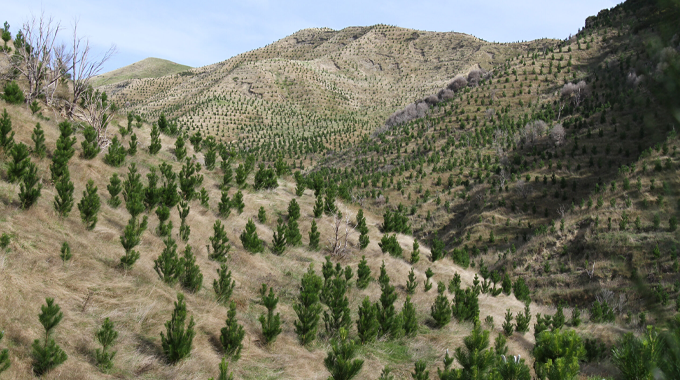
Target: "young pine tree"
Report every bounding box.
[412,360,430,380]
[154,237,182,285]
[356,297,379,344]
[19,161,42,209]
[94,317,118,371]
[356,256,371,289]
[431,282,452,328]
[309,220,320,250]
[240,219,263,253]
[293,265,323,345]
[323,275,352,335]
[271,218,287,255]
[53,169,74,217]
[50,121,76,182]
[218,190,232,218]
[177,200,190,242]
[31,122,46,159]
[209,220,231,261]
[0,108,15,152]
[406,267,418,294]
[288,198,300,221]
[402,296,418,336]
[161,293,196,364]
[410,240,421,264]
[220,301,245,361]
[356,209,370,250]
[503,309,515,336]
[174,133,186,161]
[128,133,138,156]
[324,328,364,380]
[81,125,101,159]
[376,266,400,338]
[7,142,30,183]
[107,173,122,208]
[149,123,161,155]
[179,245,202,293]
[59,241,72,263]
[313,194,324,218]
[286,218,302,246]
[31,298,67,376]
[103,136,126,167]
[257,206,267,223]
[213,264,236,304]
[0,329,9,374]
[232,190,244,214]
[120,215,148,269]
[78,179,101,230]
[259,285,282,344]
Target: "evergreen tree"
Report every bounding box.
[31,298,67,376]
[50,121,76,182]
[494,333,508,356]
[107,173,122,208]
[288,198,300,221]
[208,358,234,380]
[271,218,287,255]
[259,285,282,344]
[174,133,186,161]
[232,190,244,214]
[149,123,161,155]
[406,267,418,294]
[533,329,585,379]
[454,322,494,380]
[324,328,364,380]
[144,167,161,210]
[103,136,126,167]
[158,113,169,134]
[155,204,172,237]
[356,296,379,344]
[309,220,320,250]
[94,317,118,371]
[253,164,278,190]
[209,220,231,261]
[552,304,565,330]
[293,265,323,345]
[190,131,203,152]
[257,206,267,223]
[495,355,531,380]
[120,215,148,269]
[402,296,418,336]
[78,179,101,230]
[412,360,429,380]
[0,109,14,152]
[222,165,233,188]
[503,309,515,336]
[356,256,371,289]
[240,219,263,253]
[161,293,196,364]
[7,142,30,183]
[204,144,217,170]
[31,122,46,159]
[59,241,72,263]
[323,275,351,335]
[220,301,245,361]
[126,112,134,134]
[515,303,531,333]
[357,209,369,250]
[286,218,302,246]
[53,169,74,217]
[452,287,480,322]
[123,163,145,218]
[179,245,202,293]
[128,133,138,156]
[324,185,337,215]
[213,264,236,304]
[199,187,209,208]
[431,282,452,328]
[234,164,247,187]
[81,125,100,159]
[570,308,581,327]
[376,266,400,338]
[178,158,203,201]
[19,161,42,209]
[410,240,420,264]
[177,200,190,242]
[218,190,232,218]
[154,236,182,285]
[0,330,9,374]
[313,194,324,218]
[424,268,434,292]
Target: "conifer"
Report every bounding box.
[0,108,15,151]
[323,275,351,335]
[431,282,452,328]
[94,318,118,371]
[356,256,371,289]
[288,198,300,221]
[177,200,190,241]
[356,296,379,344]
[271,218,287,255]
[376,266,400,338]
[31,122,46,158]
[213,264,236,304]
[31,298,67,376]
[402,296,418,336]
[232,190,244,214]
[143,167,160,210]
[59,241,72,263]
[7,142,30,183]
[81,125,100,159]
[324,328,363,380]
[154,236,182,285]
[412,360,430,380]
[103,136,126,167]
[293,265,323,345]
[309,220,320,250]
[259,285,282,344]
[313,193,324,218]
[149,123,161,154]
[78,179,101,230]
[123,163,145,218]
[161,293,196,364]
[120,215,148,269]
[406,267,418,294]
[240,219,263,253]
[515,303,531,333]
[219,302,245,361]
[155,204,172,237]
[179,245,202,293]
[424,268,434,292]
[257,206,267,223]
[19,161,41,209]
[0,330,9,374]
[174,133,186,161]
[128,133,138,155]
[209,220,231,261]
[503,309,515,336]
[53,169,74,217]
[286,218,302,246]
[107,173,122,208]
[410,240,420,264]
[356,209,369,250]
[218,189,232,218]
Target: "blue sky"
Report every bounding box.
[4,0,622,73]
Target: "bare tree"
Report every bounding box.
[467,68,483,87]
[5,13,69,105]
[328,210,355,257]
[498,169,508,190]
[515,180,532,199]
[68,20,116,118]
[74,88,115,147]
[447,74,467,92]
[557,204,566,218]
[561,81,589,108]
[550,123,566,147]
[485,107,496,120]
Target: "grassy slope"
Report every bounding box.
[92,58,191,87]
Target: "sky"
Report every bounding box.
[3,0,622,73]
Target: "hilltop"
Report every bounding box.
[92,58,191,87]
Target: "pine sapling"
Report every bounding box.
[179,245,202,293]
[19,161,42,209]
[293,265,323,345]
[412,360,430,380]
[107,173,122,208]
[161,293,195,364]
[271,218,287,255]
[94,318,118,371]
[31,298,67,376]
[209,220,231,261]
[324,328,363,380]
[356,296,379,344]
[59,241,72,263]
[309,220,320,250]
[31,122,46,159]
[240,219,263,253]
[154,237,182,285]
[220,301,245,361]
[259,285,282,344]
[503,309,514,336]
[0,329,9,374]
[213,264,236,304]
[356,255,371,289]
[78,179,101,230]
[406,267,418,294]
[402,296,418,336]
[53,169,74,217]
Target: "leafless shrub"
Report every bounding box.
[497,170,508,190]
[626,71,644,87]
[522,120,547,146]
[561,81,589,107]
[467,69,483,87]
[596,289,627,314]
[550,123,566,147]
[328,210,355,257]
[515,180,532,199]
[485,108,496,121]
[424,94,439,106]
[447,74,468,92]
[437,88,455,101]
[557,204,566,218]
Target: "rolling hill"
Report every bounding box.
[92,57,191,87]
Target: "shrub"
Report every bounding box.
[161,293,196,363]
[220,301,245,361]
[2,81,24,104]
[31,298,67,376]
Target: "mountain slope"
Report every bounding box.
[92,57,191,87]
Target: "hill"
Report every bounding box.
[92,58,191,87]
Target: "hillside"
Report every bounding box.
[0,0,679,379]
[92,58,191,87]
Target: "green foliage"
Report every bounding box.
[213,263,236,304]
[376,266,400,338]
[174,133,186,161]
[406,267,418,294]
[179,245,202,293]
[431,283,452,327]
[293,265,323,345]
[357,209,369,250]
[533,329,585,380]
[0,233,9,250]
[356,255,371,289]
[286,218,302,246]
[323,273,351,335]
[430,236,445,261]
[258,206,267,223]
[235,164,247,187]
[502,309,514,336]
[78,179,101,230]
[59,241,71,263]
[218,190,232,218]
[379,234,402,257]
[208,357,234,380]
[271,218,287,255]
[410,240,420,264]
[232,190,244,214]
[253,164,278,190]
[240,219,263,253]
[515,303,531,333]
[178,158,203,200]
[0,330,9,374]
[107,173,122,208]
[19,161,41,209]
[313,194,324,217]
[149,123,161,154]
[120,216,148,269]
[31,298,67,376]
[513,277,530,302]
[495,355,531,380]
[220,301,245,361]
[402,296,418,336]
[31,122,46,158]
[2,81,24,104]
[209,220,231,261]
[570,308,581,327]
[452,286,479,322]
[154,236,182,285]
[103,136,126,167]
[324,328,364,380]
[157,113,169,134]
[0,109,14,152]
[81,125,101,159]
[451,247,470,268]
[382,208,411,234]
[51,121,77,181]
[412,360,429,380]
[288,198,300,221]
[552,305,565,330]
[7,142,30,183]
[309,220,320,250]
[177,200,190,241]
[356,296,379,344]
[94,318,118,371]
[155,205,172,237]
[161,293,196,364]
[259,285,282,344]
[611,327,660,380]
